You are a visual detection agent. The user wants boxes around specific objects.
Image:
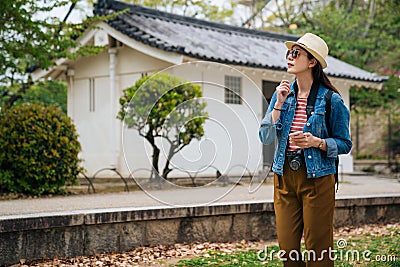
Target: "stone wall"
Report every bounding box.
[1,196,399,266]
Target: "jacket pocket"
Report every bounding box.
[307,109,325,137]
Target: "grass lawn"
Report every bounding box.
[175,226,400,267]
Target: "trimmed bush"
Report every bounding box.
[0,104,82,195]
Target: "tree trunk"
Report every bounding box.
[145,129,160,180]
[347,0,355,13]
[362,0,376,38]
[152,145,160,178]
[4,78,33,109]
[162,143,178,179]
[162,161,173,179]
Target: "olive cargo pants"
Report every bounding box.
[274,159,335,267]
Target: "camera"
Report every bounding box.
[287,150,304,171]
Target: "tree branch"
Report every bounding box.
[4,77,33,109]
[241,0,271,27]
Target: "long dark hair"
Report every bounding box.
[306,52,341,95]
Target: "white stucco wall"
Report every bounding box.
[68,50,110,173]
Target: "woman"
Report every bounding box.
[259,33,352,267]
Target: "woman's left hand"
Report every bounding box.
[289,132,317,149]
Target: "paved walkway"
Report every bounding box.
[1,174,400,217]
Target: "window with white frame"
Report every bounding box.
[224,75,242,104]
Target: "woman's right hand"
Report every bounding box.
[274,80,291,108]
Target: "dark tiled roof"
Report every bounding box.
[94,0,387,83]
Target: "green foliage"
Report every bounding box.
[0,80,68,114]
[350,75,400,113]
[118,73,208,178]
[17,80,67,113]
[0,1,112,108]
[0,104,82,195]
[0,1,75,83]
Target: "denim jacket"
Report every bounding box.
[259,82,352,178]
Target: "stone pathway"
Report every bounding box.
[1,174,400,217]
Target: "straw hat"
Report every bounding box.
[285,33,329,69]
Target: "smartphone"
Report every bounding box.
[289,131,304,138]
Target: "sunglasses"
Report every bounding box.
[286,49,302,59]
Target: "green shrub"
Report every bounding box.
[0,104,82,195]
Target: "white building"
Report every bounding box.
[33,0,386,180]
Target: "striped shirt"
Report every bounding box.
[288,98,307,151]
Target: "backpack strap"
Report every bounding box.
[325,90,333,135]
[306,82,320,119]
[325,90,340,191]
